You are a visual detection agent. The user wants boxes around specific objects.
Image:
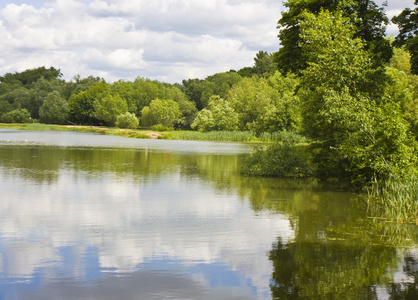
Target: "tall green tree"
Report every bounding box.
[39,91,69,124]
[68,82,109,125]
[0,66,62,86]
[392,1,418,74]
[182,71,242,110]
[299,9,416,183]
[276,0,391,75]
[93,93,128,126]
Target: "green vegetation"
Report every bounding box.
[141,98,182,128]
[39,91,69,124]
[392,1,418,74]
[367,174,418,224]
[166,130,257,142]
[115,112,139,129]
[1,106,32,123]
[275,0,391,75]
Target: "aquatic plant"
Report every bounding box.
[367,174,418,224]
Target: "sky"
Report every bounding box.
[0,0,415,84]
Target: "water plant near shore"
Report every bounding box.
[367,174,418,224]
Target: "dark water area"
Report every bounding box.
[0,129,417,299]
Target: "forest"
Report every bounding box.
[1,0,418,221]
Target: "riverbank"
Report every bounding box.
[0,123,265,142]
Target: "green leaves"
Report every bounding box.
[191,96,239,132]
[115,112,139,129]
[39,91,69,124]
[93,93,128,126]
[140,99,182,128]
[297,9,418,184]
[277,0,390,74]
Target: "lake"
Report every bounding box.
[0,129,417,299]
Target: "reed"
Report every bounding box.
[259,131,309,143]
[367,174,418,224]
[165,130,257,142]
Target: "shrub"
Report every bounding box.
[1,106,31,123]
[140,99,182,127]
[115,112,139,129]
[150,124,173,131]
[242,142,314,177]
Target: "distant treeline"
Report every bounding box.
[0,50,278,130]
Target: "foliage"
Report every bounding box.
[109,78,195,128]
[0,99,13,118]
[242,142,313,178]
[0,66,62,86]
[267,71,301,132]
[0,88,33,116]
[387,47,418,138]
[295,9,412,183]
[115,112,139,129]
[63,75,104,100]
[68,82,109,125]
[276,0,391,75]
[182,71,242,110]
[150,124,173,131]
[1,106,31,123]
[39,91,69,124]
[227,77,277,133]
[392,1,418,74]
[318,89,417,184]
[237,51,277,77]
[94,93,128,126]
[191,95,239,132]
[227,75,300,134]
[140,99,182,127]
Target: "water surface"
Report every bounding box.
[0,129,417,299]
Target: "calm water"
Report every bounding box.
[0,129,417,299]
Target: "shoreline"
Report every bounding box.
[0,123,264,143]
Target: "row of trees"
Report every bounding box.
[0,50,278,129]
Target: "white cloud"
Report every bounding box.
[0,0,282,83]
[0,0,410,83]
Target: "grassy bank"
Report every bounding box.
[0,123,263,142]
[0,123,312,143]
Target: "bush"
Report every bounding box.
[150,124,173,131]
[140,99,182,127]
[242,142,314,177]
[1,106,32,123]
[115,112,139,129]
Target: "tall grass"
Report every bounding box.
[166,130,309,143]
[165,130,257,142]
[367,174,418,224]
[259,131,309,144]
